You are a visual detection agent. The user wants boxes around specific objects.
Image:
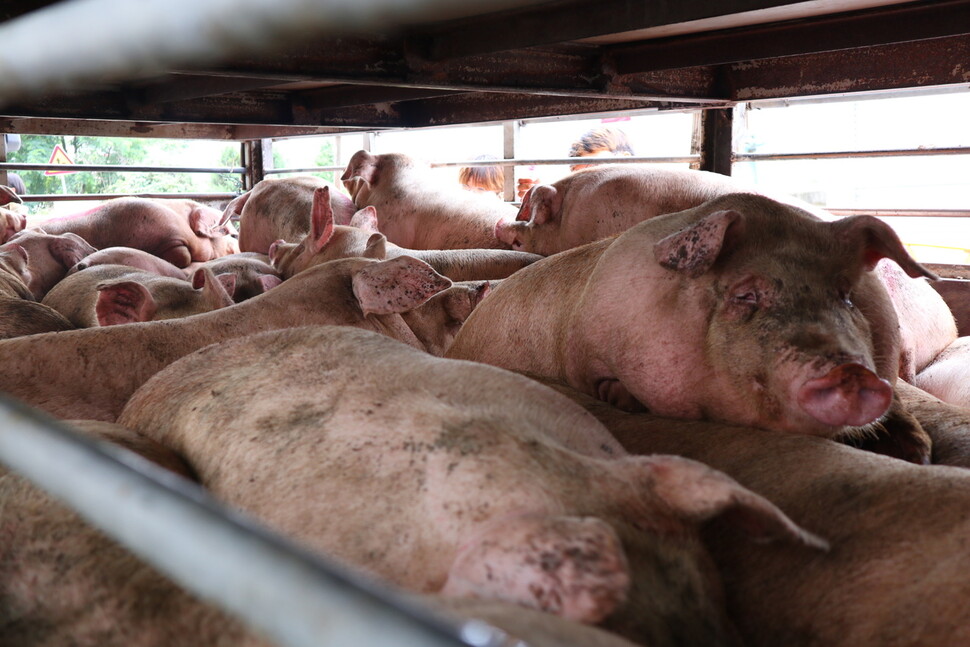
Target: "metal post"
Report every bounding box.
[502,121,517,202]
[0,396,511,647]
[0,134,7,188]
[698,106,735,176]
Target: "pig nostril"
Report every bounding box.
[797,363,892,428]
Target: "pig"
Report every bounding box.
[894,379,970,468]
[3,228,97,299]
[911,335,970,409]
[875,257,957,381]
[341,150,517,250]
[0,242,34,299]
[32,197,237,268]
[0,297,75,338]
[118,325,825,647]
[0,186,26,243]
[930,277,970,336]
[0,256,460,422]
[0,420,274,647]
[69,246,188,279]
[447,193,936,463]
[42,265,235,327]
[269,186,541,281]
[494,165,835,256]
[182,253,282,302]
[222,175,357,253]
[551,382,970,647]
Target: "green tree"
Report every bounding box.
[313,140,337,184]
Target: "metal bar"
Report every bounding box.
[0,162,245,174]
[18,193,238,203]
[827,209,970,219]
[734,147,970,162]
[698,107,734,175]
[0,0,528,105]
[0,396,504,647]
[266,155,700,176]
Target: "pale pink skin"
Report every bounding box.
[913,336,970,408]
[0,421,272,647]
[0,242,34,299]
[3,229,97,299]
[495,165,836,256]
[69,246,188,279]
[226,175,357,254]
[448,193,932,441]
[341,150,516,250]
[0,256,457,422]
[579,393,970,647]
[33,197,237,268]
[183,253,281,302]
[41,265,235,328]
[269,189,541,282]
[118,326,823,646]
[874,257,957,381]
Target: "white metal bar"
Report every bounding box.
[734,147,970,162]
[0,396,514,647]
[0,162,246,174]
[0,0,529,105]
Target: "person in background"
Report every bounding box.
[458,154,504,198]
[4,172,25,195]
[516,125,635,198]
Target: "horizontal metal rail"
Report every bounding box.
[266,154,700,175]
[827,208,970,219]
[18,193,237,203]
[0,162,245,174]
[734,146,970,162]
[0,396,511,647]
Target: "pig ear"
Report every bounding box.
[352,256,452,316]
[637,455,828,549]
[654,210,742,278]
[519,185,559,225]
[832,215,937,280]
[220,191,249,227]
[310,187,335,252]
[0,185,22,205]
[349,206,380,233]
[188,209,207,237]
[258,274,283,291]
[192,267,235,307]
[340,150,378,184]
[51,233,96,269]
[96,281,157,325]
[364,232,387,259]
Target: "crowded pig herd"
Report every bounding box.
[2,150,970,646]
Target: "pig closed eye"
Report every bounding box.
[732,290,759,306]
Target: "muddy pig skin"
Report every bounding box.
[553,383,970,647]
[70,246,188,279]
[0,256,457,422]
[32,197,237,268]
[0,420,273,647]
[119,325,824,647]
[3,229,96,298]
[496,165,836,256]
[42,265,235,327]
[223,175,357,254]
[269,186,541,281]
[0,242,34,299]
[0,297,75,339]
[341,150,516,250]
[448,193,935,461]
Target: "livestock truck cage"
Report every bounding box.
[0,0,968,645]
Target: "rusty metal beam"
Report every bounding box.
[293,85,464,110]
[727,34,970,101]
[411,0,820,61]
[0,117,359,140]
[611,0,970,74]
[698,107,734,175]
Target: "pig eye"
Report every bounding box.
[838,288,854,308]
[732,289,759,306]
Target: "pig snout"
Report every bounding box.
[493,220,523,250]
[796,362,892,427]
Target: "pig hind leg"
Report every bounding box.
[441,514,630,624]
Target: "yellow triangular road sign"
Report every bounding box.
[45,145,77,175]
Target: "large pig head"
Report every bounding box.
[577,193,934,440]
[494,183,563,255]
[340,149,381,205]
[186,205,239,261]
[269,186,386,278]
[6,229,97,299]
